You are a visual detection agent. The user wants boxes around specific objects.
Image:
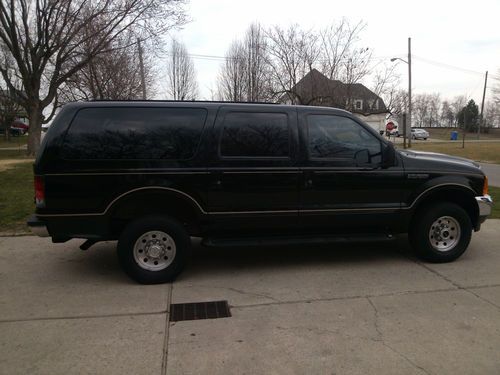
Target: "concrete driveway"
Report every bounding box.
[1,221,500,375]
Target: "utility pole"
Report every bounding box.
[138,38,146,100]
[478,71,488,139]
[402,113,407,149]
[462,110,466,149]
[407,37,412,148]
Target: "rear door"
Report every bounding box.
[298,110,404,234]
[206,105,300,236]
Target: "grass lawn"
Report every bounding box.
[0,135,28,148]
[489,186,500,220]
[408,142,500,164]
[0,149,32,160]
[0,162,34,232]
[425,128,500,141]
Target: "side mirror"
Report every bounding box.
[354,149,370,166]
[381,142,396,168]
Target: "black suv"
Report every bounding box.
[28,101,493,284]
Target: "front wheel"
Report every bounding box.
[409,203,472,263]
[117,215,190,284]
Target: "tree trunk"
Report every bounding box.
[27,103,42,157]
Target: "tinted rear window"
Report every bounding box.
[62,107,207,160]
[220,112,289,158]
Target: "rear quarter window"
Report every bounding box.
[219,112,290,158]
[61,107,207,160]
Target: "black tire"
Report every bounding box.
[409,202,472,263]
[117,215,190,284]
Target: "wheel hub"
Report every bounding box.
[146,243,163,258]
[133,231,176,271]
[428,216,460,252]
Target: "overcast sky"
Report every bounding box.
[163,0,500,103]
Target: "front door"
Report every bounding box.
[298,111,404,235]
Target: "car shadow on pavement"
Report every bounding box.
[181,236,414,279]
[56,237,415,284]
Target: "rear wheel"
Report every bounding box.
[410,203,472,262]
[117,215,190,284]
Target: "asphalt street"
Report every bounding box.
[479,162,500,187]
[1,220,499,374]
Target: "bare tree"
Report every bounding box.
[0,47,24,140]
[412,93,441,127]
[413,94,431,127]
[264,24,319,104]
[61,32,155,101]
[427,93,441,127]
[217,23,272,102]
[440,100,455,127]
[0,0,186,155]
[492,69,500,106]
[0,89,24,140]
[261,20,371,107]
[371,63,401,113]
[217,40,247,101]
[318,19,372,109]
[389,89,409,116]
[243,23,271,101]
[484,100,500,129]
[319,19,366,80]
[166,38,198,100]
[451,95,468,127]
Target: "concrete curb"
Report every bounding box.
[0,231,32,237]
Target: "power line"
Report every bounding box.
[412,55,487,76]
[165,50,500,82]
[163,51,405,63]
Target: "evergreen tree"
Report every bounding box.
[457,99,479,132]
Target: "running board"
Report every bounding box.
[201,233,394,248]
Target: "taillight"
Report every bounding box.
[483,175,489,196]
[34,176,45,207]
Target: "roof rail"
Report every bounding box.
[87,99,279,105]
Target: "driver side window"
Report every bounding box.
[307,114,382,164]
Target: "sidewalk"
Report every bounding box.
[1,220,500,374]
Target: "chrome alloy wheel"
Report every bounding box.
[133,231,176,271]
[428,216,461,252]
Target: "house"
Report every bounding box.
[279,69,389,132]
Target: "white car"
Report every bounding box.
[411,128,429,140]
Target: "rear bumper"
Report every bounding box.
[476,195,493,222]
[27,215,49,237]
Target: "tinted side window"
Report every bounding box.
[220,112,289,158]
[62,107,207,160]
[307,115,381,163]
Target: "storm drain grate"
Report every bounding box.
[170,300,231,322]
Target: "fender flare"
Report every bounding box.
[104,187,208,216]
